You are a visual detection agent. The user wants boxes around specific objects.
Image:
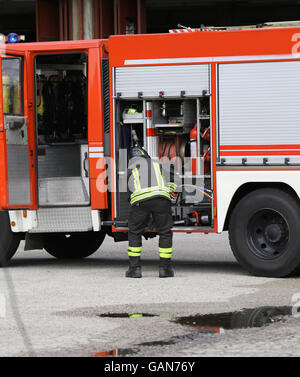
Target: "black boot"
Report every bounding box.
[159,257,174,278]
[126,256,142,278]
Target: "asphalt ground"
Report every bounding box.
[0,232,299,357]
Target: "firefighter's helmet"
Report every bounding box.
[129,146,150,159]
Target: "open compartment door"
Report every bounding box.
[1,55,34,208]
[112,64,214,230]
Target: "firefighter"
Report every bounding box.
[126,146,177,278]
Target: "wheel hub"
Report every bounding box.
[264,223,284,243]
[247,209,289,260]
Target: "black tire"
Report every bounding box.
[44,231,106,259]
[229,188,300,278]
[0,211,21,267]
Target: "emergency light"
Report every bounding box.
[6,33,25,44]
[7,33,18,44]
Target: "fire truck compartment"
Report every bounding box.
[113,77,213,230]
[217,60,300,165]
[34,53,89,207]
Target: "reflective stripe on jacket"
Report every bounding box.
[128,159,176,205]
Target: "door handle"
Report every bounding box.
[83,152,89,177]
[5,116,26,130]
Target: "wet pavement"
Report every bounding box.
[93,306,296,357]
[1,233,300,357]
[174,306,292,330]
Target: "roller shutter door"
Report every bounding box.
[115,64,210,98]
[218,60,300,164]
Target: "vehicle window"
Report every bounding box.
[2,57,24,115]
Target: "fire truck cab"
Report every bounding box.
[2,27,300,277]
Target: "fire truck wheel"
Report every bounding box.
[229,188,300,278]
[0,211,21,267]
[44,231,106,259]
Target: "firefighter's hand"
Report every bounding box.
[170,191,179,204]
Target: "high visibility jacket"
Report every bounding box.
[128,157,177,205]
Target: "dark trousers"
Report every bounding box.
[128,197,173,257]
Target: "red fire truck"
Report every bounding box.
[1,26,300,277]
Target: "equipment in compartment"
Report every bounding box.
[35,53,90,208]
[199,96,211,175]
[119,102,144,155]
[122,105,143,124]
[190,124,211,175]
[154,99,196,135]
[153,97,212,227]
[35,53,88,144]
[172,205,212,226]
[115,96,213,228]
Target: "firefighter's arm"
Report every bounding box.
[159,160,179,194]
[127,160,134,203]
[127,157,141,197]
[127,158,135,193]
[127,169,134,192]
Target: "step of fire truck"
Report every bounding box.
[28,206,93,233]
[38,177,89,207]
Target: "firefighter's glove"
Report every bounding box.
[167,182,177,193]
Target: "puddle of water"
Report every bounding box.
[174,306,292,330]
[98,313,157,319]
[93,333,197,357]
[138,332,200,347]
[94,306,294,357]
[94,349,138,357]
